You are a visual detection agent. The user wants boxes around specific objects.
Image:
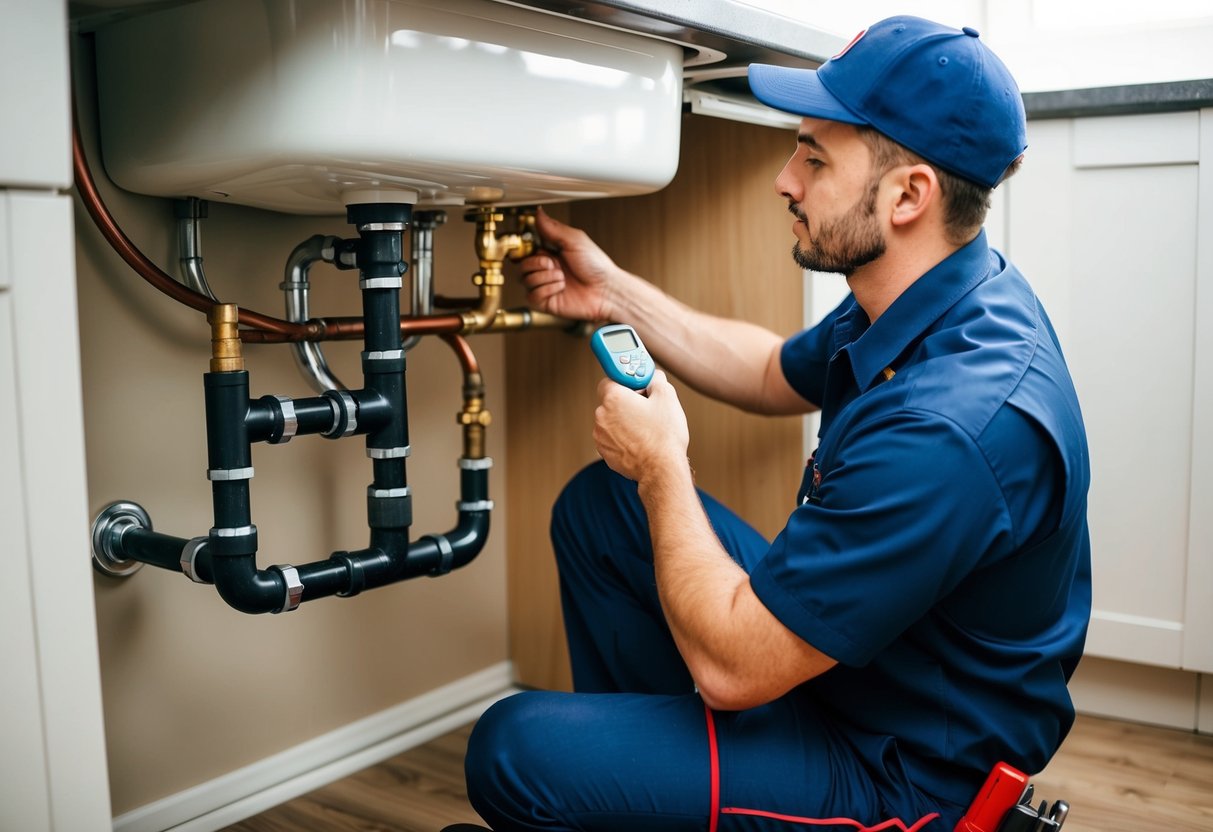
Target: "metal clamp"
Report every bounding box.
[359,276,403,290]
[211,525,256,538]
[271,565,304,613]
[322,390,358,438]
[180,537,210,583]
[368,486,411,499]
[459,457,493,470]
[364,349,404,362]
[457,499,494,512]
[357,221,407,232]
[274,395,298,444]
[429,534,455,576]
[207,467,255,481]
[367,445,410,460]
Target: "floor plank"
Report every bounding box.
[228,714,1213,831]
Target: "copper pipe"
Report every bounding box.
[71,110,554,347]
[71,114,308,337]
[442,333,489,459]
[402,315,466,337]
[440,333,480,375]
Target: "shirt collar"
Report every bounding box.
[838,230,995,393]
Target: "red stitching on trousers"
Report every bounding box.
[705,704,720,832]
[720,807,941,831]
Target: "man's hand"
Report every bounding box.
[517,208,624,323]
[593,370,689,485]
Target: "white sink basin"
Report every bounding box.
[94,0,684,214]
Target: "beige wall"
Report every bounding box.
[74,41,509,815]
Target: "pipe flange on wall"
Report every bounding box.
[91,500,151,577]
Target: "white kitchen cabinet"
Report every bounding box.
[1003,109,1213,674]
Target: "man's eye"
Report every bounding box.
[805,158,824,168]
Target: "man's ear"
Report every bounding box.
[889,164,939,228]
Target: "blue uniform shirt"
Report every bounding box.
[750,231,1092,807]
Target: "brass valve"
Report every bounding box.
[457,408,492,428]
[461,206,538,332]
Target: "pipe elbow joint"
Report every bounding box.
[210,556,289,615]
[460,291,503,333]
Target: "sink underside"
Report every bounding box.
[94,0,685,214]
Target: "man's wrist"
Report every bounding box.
[636,455,696,502]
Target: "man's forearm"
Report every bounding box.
[637,458,837,711]
[608,273,814,416]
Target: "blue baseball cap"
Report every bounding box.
[748,16,1026,189]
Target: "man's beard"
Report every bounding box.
[790,179,886,276]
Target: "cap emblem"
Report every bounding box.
[832,28,867,60]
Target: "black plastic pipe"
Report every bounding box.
[99,202,494,614]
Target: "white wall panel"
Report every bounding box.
[0,193,55,832]
[6,190,112,830]
[0,0,71,189]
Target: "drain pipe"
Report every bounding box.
[176,197,219,301]
[282,234,347,393]
[92,202,494,612]
[280,211,445,391]
[92,333,494,592]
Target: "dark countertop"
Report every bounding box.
[1024,79,1213,119]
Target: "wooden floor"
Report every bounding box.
[228,713,1213,832]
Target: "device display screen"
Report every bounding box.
[603,329,639,352]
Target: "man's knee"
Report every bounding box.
[550,461,644,564]
[552,460,618,528]
[465,692,563,830]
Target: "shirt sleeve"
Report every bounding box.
[749,408,1014,667]
[780,295,854,407]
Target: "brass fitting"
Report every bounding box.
[461,206,538,333]
[484,307,573,332]
[459,286,503,332]
[208,303,244,373]
[457,386,492,459]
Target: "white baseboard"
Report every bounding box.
[113,661,517,832]
[1070,655,1207,732]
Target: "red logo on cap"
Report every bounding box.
[832,28,866,60]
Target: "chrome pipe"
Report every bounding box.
[176,197,218,300]
[282,234,345,393]
[404,211,446,352]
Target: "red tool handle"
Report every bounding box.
[954,762,1030,832]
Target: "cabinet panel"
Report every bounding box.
[1186,109,1213,673]
[1009,110,1208,671]
[505,115,805,690]
[1072,111,1199,168]
[1072,165,1196,632]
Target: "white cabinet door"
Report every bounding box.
[1004,109,1213,673]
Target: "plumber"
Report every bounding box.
[464,16,1091,832]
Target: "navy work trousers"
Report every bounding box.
[464,462,949,831]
